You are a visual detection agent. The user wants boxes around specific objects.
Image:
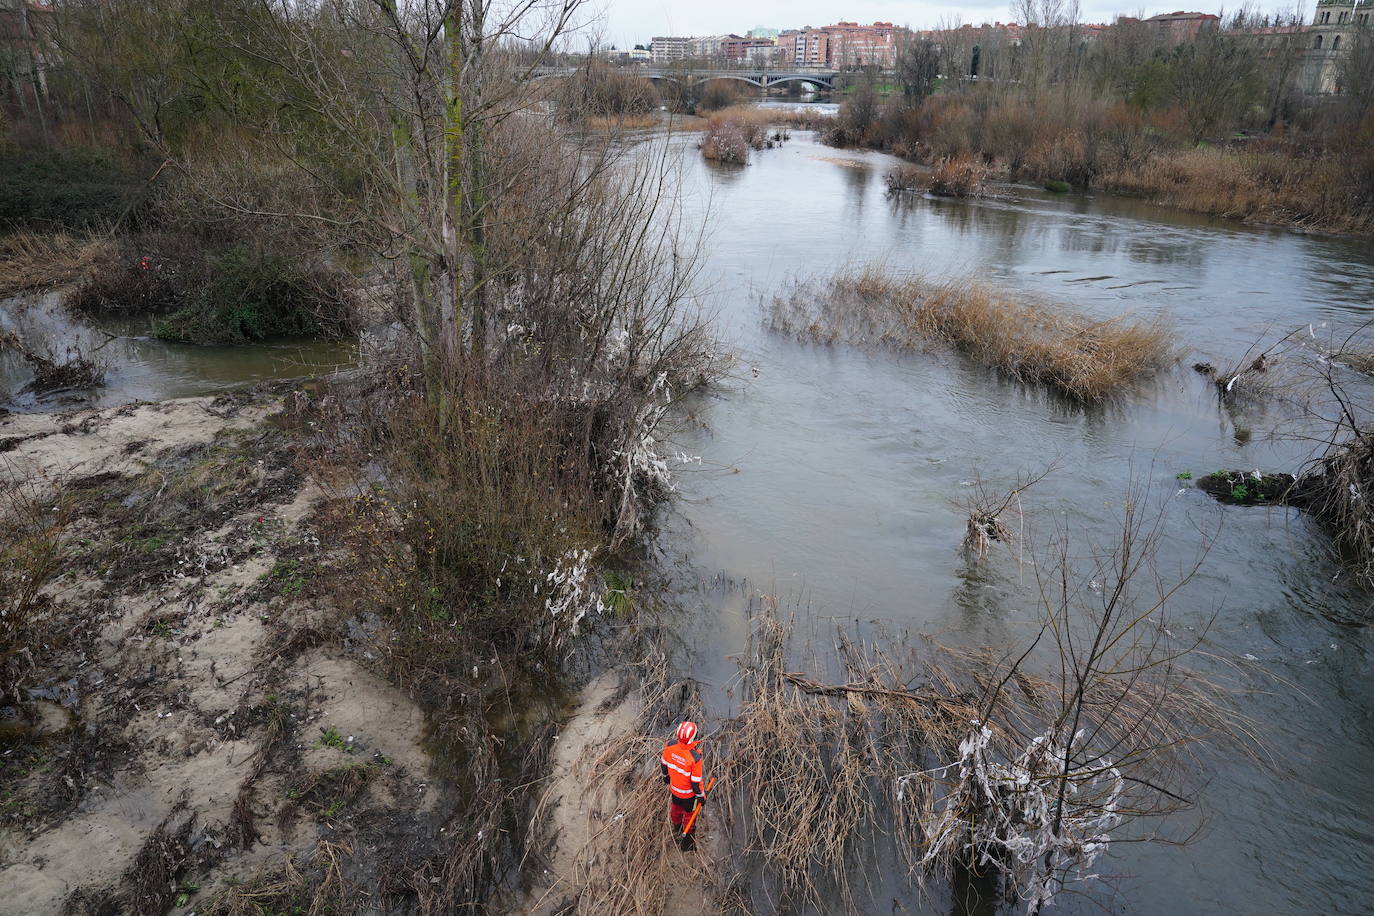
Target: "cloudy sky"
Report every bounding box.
[586,0,1263,47]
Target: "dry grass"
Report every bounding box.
[710,605,966,910]
[1303,429,1374,588]
[197,841,352,916]
[887,156,987,198]
[0,230,116,299]
[585,113,658,131]
[1101,147,1374,235]
[701,104,834,133]
[531,642,710,914]
[0,486,73,701]
[768,265,1175,402]
[700,118,765,164]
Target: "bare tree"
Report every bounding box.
[895,32,940,103]
[1338,21,1374,122]
[1169,18,1263,142]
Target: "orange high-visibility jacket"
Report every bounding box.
[661,739,703,800]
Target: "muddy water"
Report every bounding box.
[659,128,1374,914]
[0,291,356,411]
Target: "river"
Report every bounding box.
[3,123,1371,914]
[659,126,1374,914]
[0,291,355,412]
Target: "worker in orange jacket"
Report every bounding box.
[661,720,705,849]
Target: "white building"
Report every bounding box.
[650,36,690,63]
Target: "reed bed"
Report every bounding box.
[585,114,658,131]
[549,552,1234,913]
[712,586,1230,912]
[534,644,712,914]
[768,265,1175,402]
[0,230,115,299]
[1101,148,1374,236]
[702,104,834,133]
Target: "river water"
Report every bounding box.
[0,291,355,412]
[3,125,1372,914]
[659,128,1374,914]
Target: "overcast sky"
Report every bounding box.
[586,0,1299,47]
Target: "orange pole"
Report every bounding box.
[683,776,717,835]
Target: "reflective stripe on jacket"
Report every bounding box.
[661,740,703,799]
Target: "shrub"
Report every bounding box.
[0,143,151,231]
[927,156,986,197]
[697,79,747,113]
[885,157,987,197]
[885,165,925,191]
[150,245,352,344]
[701,117,766,164]
[554,61,658,125]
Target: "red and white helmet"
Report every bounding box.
[676,721,697,744]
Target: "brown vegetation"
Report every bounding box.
[769,265,1175,402]
[826,11,1374,235]
[543,475,1232,913]
[0,231,115,299]
[700,117,766,164]
[695,79,749,113]
[553,60,660,128]
[701,104,834,133]
[886,155,987,198]
[697,106,832,164]
[1102,145,1374,235]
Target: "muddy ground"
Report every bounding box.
[0,388,715,914]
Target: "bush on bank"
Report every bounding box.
[65,235,354,345]
[832,87,1374,235]
[553,60,660,127]
[0,143,152,232]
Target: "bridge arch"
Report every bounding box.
[688,74,764,89]
[761,75,834,90]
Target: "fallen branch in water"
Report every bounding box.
[0,331,107,393]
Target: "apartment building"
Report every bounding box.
[723,35,779,59]
[822,21,902,68]
[650,36,690,62]
[783,28,830,66]
[1143,10,1221,41]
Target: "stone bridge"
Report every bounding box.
[531,66,846,91]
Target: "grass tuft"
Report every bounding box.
[768,265,1175,402]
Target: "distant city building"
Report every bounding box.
[723,35,778,59]
[687,34,734,58]
[821,21,904,68]
[1304,0,1371,91]
[650,35,690,63]
[783,28,830,67]
[639,6,1356,94]
[599,46,651,62]
[1144,10,1221,41]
